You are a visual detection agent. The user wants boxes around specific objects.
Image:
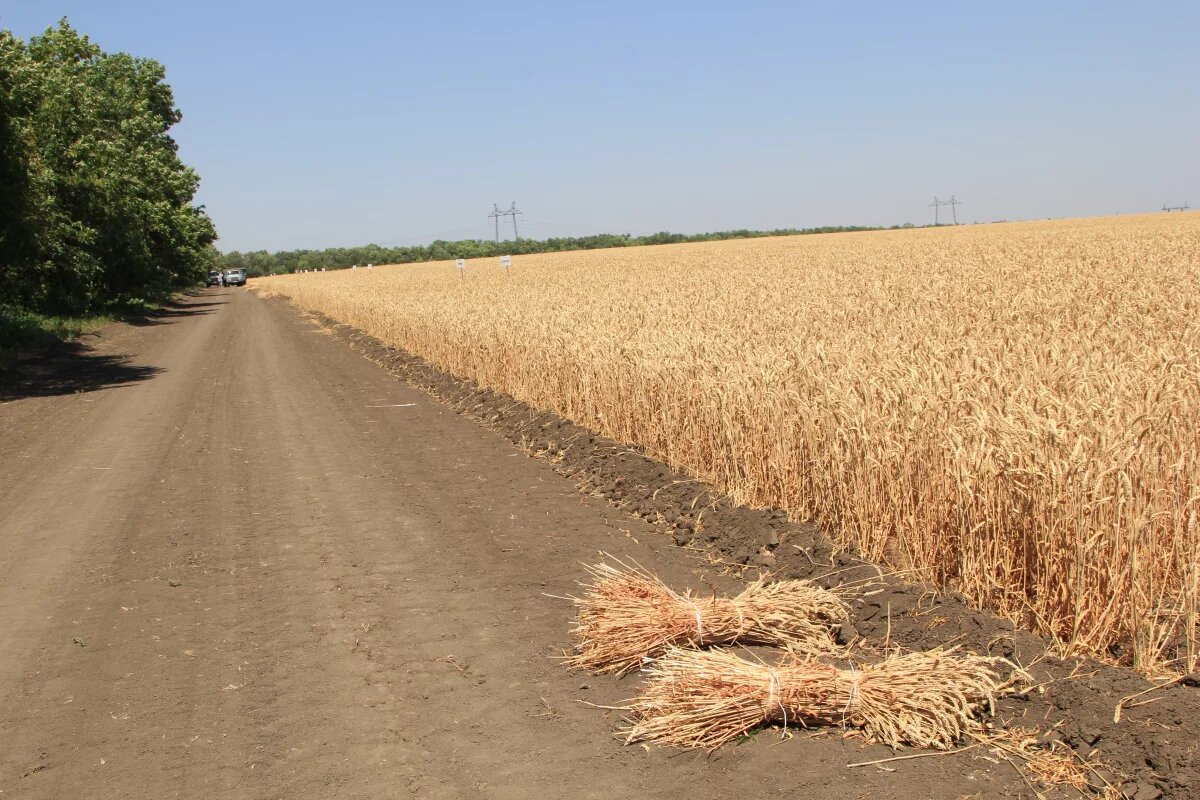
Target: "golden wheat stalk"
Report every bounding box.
[257,213,1200,676]
[566,561,846,675]
[624,646,1027,750]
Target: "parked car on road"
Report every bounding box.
[223,268,247,287]
[206,270,222,286]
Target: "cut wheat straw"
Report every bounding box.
[567,561,845,675]
[624,646,1026,750]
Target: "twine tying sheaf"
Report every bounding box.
[765,667,789,734]
[842,662,861,727]
[764,667,778,713]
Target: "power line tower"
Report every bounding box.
[928,195,963,225]
[507,201,522,240]
[487,202,524,241]
[945,195,962,225]
[489,203,503,242]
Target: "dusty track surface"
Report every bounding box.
[0,289,1189,799]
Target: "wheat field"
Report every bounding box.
[256,213,1200,674]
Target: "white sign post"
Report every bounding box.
[499,255,511,272]
[456,258,465,279]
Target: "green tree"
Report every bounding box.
[0,19,216,315]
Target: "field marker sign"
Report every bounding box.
[500,255,511,271]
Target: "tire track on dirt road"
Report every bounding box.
[0,289,1038,798]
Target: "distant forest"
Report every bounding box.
[220,225,915,277]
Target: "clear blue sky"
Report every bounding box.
[3,1,1197,252]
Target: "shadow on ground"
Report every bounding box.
[0,294,227,400]
[123,296,227,327]
[0,338,163,401]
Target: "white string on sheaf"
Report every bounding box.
[766,668,787,734]
[690,601,705,646]
[842,663,861,729]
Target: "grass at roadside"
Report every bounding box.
[0,306,113,369]
[0,296,171,369]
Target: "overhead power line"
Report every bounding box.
[945,195,962,225]
[928,195,963,225]
[489,202,523,242]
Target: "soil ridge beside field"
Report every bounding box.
[302,303,1200,800]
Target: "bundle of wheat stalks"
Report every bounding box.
[624,646,1026,750]
[568,561,846,675]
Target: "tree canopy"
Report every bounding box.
[0,20,216,315]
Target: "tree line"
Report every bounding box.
[0,20,217,317]
[220,225,912,276]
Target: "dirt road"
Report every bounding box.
[0,289,1040,799]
